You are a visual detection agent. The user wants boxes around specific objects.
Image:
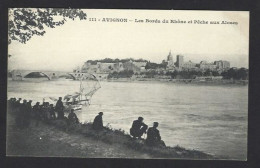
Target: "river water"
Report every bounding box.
[7,79,248,160]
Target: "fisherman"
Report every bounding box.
[67,109,79,126]
[93,112,103,130]
[44,102,51,121]
[13,98,23,128]
[130,117,148,139]
[55,97,64,119]
[33,102,41,126]
[19,99,27,128]
[11,98,16,108]
[14,98,22,115]
[8,98,13,111]
[39,102,45,121]
[49,104,56,120]
[8,98,15,112]
[15,98,22,108]
[23,100,32,127]
[146,122,166,147]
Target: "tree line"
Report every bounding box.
[107,68,248,80]
[87,58,148,65]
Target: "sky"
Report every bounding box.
[8,9,249,71]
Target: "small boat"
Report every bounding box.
[49,73,101,111]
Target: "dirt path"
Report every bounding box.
[6,114,150,158]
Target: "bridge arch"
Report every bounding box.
[24,72,51,80]
[67,73,77,80]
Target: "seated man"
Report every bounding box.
[68,109,79,125]
[93,112,104,130]
[130,117,148,139]
[146,122,166,147]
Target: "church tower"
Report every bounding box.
[167,50,174,68]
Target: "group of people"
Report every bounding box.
[8,97,165,147]
[8,97,104,130]
[8,97,70,128]
[130,117,166,147]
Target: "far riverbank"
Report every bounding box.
[107,78,248,86]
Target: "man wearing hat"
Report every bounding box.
[23,100,32,127]
[146,122,165,147]
[93,112,103,130]
[33,102,41,126]
[130,117,148,139]
[55,97,64,119]
[19,99,27,128]
[14,98,22,110]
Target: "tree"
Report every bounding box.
[221,68,248,80]
[8,8,87,46]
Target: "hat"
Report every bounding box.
[153,122,159,127]
[138,117,144,121]
[99,112,103,115]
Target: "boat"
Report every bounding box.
[48,73,101,111]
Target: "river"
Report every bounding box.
[7,79,248,160]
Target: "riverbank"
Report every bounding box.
[7,111,217,159]
[107,78,248,86]
[6,114,148,158]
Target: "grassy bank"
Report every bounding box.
[7,110,218,159]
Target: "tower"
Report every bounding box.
[176,55,184,68]
[167,50,174,68]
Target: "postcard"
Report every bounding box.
[7,9,249,160]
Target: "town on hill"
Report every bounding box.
[73,51,248,81]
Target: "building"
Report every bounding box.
[81,62,99,73]
[123,60,144,73]
[214,60,230,70]
[132,61,147,68]
[198,61,217,70]
[97,62,124,73]
[182,60,197,70]
[176,55,184,68]
[166,51,175,68]
[81,61,124,74]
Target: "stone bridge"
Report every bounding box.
[10,70,76,80]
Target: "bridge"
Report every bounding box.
[10,70,77,80]
[10,69,108,81]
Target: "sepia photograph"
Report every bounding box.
[6,9,249,160]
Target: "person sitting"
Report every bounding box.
[92,112,103,130]
[68,109,79,125]
[130,117,148,139]
[146,122,166,147]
